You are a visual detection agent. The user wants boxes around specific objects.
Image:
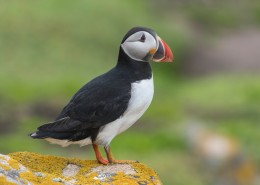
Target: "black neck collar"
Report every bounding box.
[116,47,152,80]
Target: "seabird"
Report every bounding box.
[30,27,174,164]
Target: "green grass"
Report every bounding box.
[0,0,185,103]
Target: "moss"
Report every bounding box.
[9,152,162,185]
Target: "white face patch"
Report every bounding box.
[121,31,158,61]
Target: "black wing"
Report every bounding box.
[33,69,131,141]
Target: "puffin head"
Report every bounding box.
[120,27,174,62]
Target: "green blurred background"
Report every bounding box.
[1,0,260,184]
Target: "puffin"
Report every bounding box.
[30,27,174,164]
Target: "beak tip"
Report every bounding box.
[159,39,174,63]
[163,57,174,63]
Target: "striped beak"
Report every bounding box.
[152,37,174,62]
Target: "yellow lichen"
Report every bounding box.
[8,158,21,170]
[0,155,8,161]
[0,176,17,185]
[20,171,61,185]
[131,162,162,184]
[0,163,11,171]
[9,152,162,185]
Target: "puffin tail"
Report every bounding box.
[29,117,78,140]
[29,131,52,139]
[29,132,40,139]
[29,130,73,140]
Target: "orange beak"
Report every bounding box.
[152,38,174,62]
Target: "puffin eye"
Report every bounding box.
[139,34,146,42]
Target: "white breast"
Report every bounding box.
[94,76,154,146]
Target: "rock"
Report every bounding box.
[62,164,81,177]
[0,152,162,184]
[0,154,32,185]
[34,172,46,177]
[52,177,63,182]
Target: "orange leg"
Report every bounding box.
[104,145,115,163]
[104,145,139,164]
[92,144,108,165]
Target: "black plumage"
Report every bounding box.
[31,46,152,142]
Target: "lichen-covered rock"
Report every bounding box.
[0,154,32,185]
[0,152,162,184]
